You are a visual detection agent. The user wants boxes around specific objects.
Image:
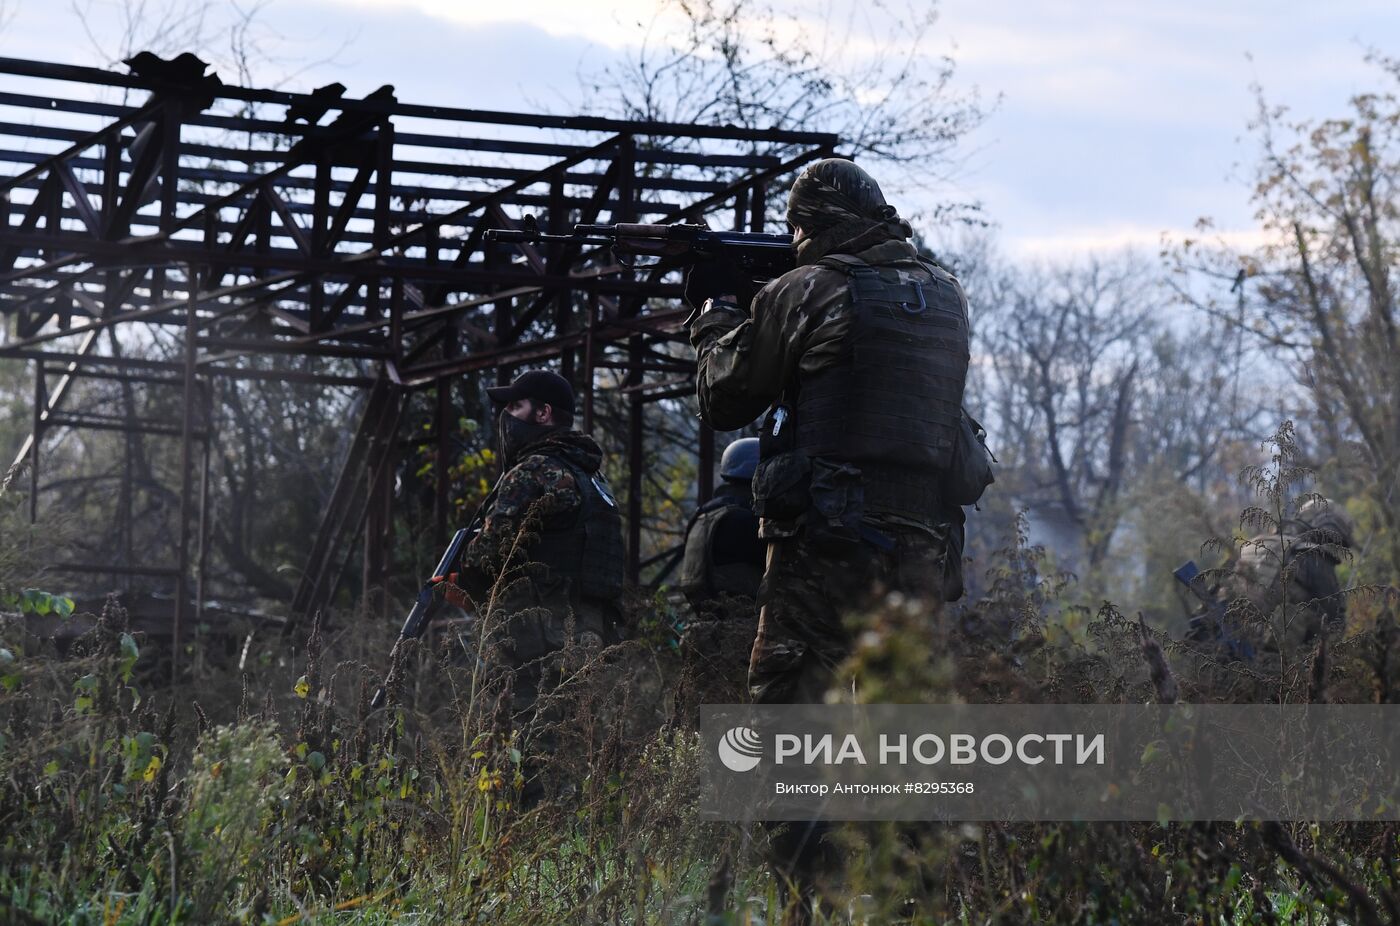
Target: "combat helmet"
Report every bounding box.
[1295,496,1355,553]
[718,438,760,483]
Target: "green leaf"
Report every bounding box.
[307,751,326,772]
[0,647,13,664]
[74,674,97,692]
[74,695,93,713]
[43,760,59,777]
[54,597,74,619]
[32,593,51,616]
[119,633,139,661]
[294,675,311,699]
[1140,740,1164,765]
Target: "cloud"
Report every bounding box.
[322,0,685,49]
[1005,224,1273,261]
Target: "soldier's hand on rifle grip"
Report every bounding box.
[429,572,472,609]
[683,257,751,311]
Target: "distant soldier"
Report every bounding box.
[440,369,625,798]
[1223,496,1355,659]
[675,438,765,711]
[677,437,765,615]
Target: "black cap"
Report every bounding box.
[486,369,575,418]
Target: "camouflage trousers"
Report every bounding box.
[675,598,760,726]
[478,591,620,802]
[492,600,616,713]
[749,527,954,924]
[748,527,954,705]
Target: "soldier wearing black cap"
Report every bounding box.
[446,369,625,799]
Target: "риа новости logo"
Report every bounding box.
[718,727,763,772]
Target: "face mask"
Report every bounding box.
[498,407,556,467]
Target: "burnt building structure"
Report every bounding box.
[0,55,837,666]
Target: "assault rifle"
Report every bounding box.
[484,218,795,282]
[1175,560,1255,662]
[369,527,471,709]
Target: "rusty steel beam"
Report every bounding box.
[0,51,837,620]
[8,327,99,474]
[0,56,839,146]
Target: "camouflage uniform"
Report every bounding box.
[690,196,967,705]
[675,479,765,713]
[689,159,971,923]
[1220,500,1354,662]
[677,479,765,616]
[458,428,624,788]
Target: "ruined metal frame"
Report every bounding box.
[0,55,837,668]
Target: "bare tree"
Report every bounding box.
[580,0,990,213]
[974,253,1271,586]
[1169,54,1400,582]
[980,257,1155,568]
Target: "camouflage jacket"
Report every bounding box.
[458,429,603,601]
[689,236,963,428]
[1222,529,1345,645]
[688,236,968,538]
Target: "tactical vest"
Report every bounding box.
[792,254,970,518]
[526,454,625,601]
[678,494,764,602]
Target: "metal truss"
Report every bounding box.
[0,55,838,662]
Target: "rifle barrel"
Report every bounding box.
[484,229,611,246]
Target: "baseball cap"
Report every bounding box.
[486,369,575,418]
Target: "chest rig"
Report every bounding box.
[678,491,763,600]
[791,254,970,519]
[526,455,625,601]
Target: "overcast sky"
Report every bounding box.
[3,0,1397,259]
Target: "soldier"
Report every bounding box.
[1223,496,1354,661]
[686,158,974,921]
[440,369,625,798]
[677,437,765,616]
[675,437,765,711]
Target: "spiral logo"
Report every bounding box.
[718,726,763,772]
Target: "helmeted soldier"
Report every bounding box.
[674,437,765,714]
[1223,495,1354,659]
[443,369,625,799]
[686,158,978,921]
[677,437,765,614]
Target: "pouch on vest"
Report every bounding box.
[945,408,995,507]
[751,450,810,521]
[807,457,865,549]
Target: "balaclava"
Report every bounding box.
[785,158,913,266]
[498,406,559,469]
